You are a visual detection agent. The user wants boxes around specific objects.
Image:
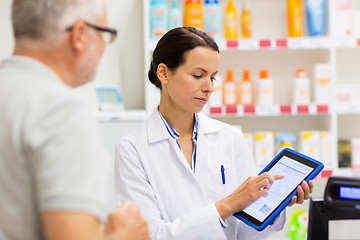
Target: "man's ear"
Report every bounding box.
[69,21,88,53]
[157,63,169,85]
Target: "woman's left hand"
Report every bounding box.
[288,180,314,206]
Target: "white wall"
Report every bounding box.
[0,0,145,110]
[0,0,13,59]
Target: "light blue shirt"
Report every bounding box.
[157,106,198,173]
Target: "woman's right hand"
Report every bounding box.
[215,172,285,221]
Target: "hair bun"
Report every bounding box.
[148,62,161,89]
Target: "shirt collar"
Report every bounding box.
[1,56,63,84]
[157,106,198,142]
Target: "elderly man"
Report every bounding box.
[0,0,149,239]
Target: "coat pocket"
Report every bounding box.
[214,165,238,200]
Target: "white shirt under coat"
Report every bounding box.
[115,109,285,240]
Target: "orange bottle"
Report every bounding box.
[184,0,204,30]
[223,69,237,106]
[224,0,238,40]
[238,69,254,105]
[241,0,252,38]
[287,0,303,37]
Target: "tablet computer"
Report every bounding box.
[234,148,324,231]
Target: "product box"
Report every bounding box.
[299,131,320,160]
[336,84,354,105]
[314,64,332,104]
[334,0,353,37]
[351,138,360,175]
[319,131,334,168]
[338,139,351,168]
[254,132,274,169]
[335,83,360,113]
[244,132,254,159]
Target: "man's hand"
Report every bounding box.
[104,200,150,240]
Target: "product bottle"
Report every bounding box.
[224,0,239,40]
[204,0,222,40]
[238,69,254,105]
[257,69,274,105]
[241,0,252,38]
[184,0,204,30]
[287,0,303,37]
[223,70,237,106]
[275,132,296,154]
[209,75,223,107]
[306,0,325,36]
[353,0,360,37]
[293,68,310,105]
[289,209,308,240]
[150,0,168,40]
[169,0,182,30]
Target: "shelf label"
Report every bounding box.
[243,105,256,114]
[259,39,271,48]
[226,40,238,48]
[225,105,237,114]
[280,105,292,114]
[239,39,259,50]
[321,170,333,178]
[317,104,329,114]
[256,104,279,115]
[210,107,222,115]
[357,39,360,47]
[276,39,287,48]
[288,38,302,49]
[335,37,357,48]
[297,105,309,114]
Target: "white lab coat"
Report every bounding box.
[115,109,285,240]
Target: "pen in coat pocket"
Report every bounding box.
[221,165,225,184]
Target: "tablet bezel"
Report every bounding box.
[233,148,324,231]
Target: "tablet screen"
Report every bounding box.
[234,148,323,230]
[243,155,313,222]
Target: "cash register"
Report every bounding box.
[307,176,360,240]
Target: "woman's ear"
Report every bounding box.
[157,63,169,85]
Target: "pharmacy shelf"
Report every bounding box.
[96,110,147,122]
[149,37,360,51]
[336,104,360,115]
[143,0,360,177]
[208,104,360,116]
[207,104,330,117]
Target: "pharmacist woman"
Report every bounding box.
[114,27,313,240]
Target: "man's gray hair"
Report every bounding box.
[12,0,103,44]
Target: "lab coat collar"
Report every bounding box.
[147,109,225,144]
[147,109,174,144]
[147,109,226,174]
[196,112,226,135]
[194,113,226,174]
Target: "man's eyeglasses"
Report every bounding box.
[66,21,117,44]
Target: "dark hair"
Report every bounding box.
[148,27,219,90]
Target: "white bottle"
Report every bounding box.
[257,69,274,105]
[293,68,310,105]
[209,75,223,107]
[169,0,182,30]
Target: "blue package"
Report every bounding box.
[234,148,324,231]
[306,0,325,36]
